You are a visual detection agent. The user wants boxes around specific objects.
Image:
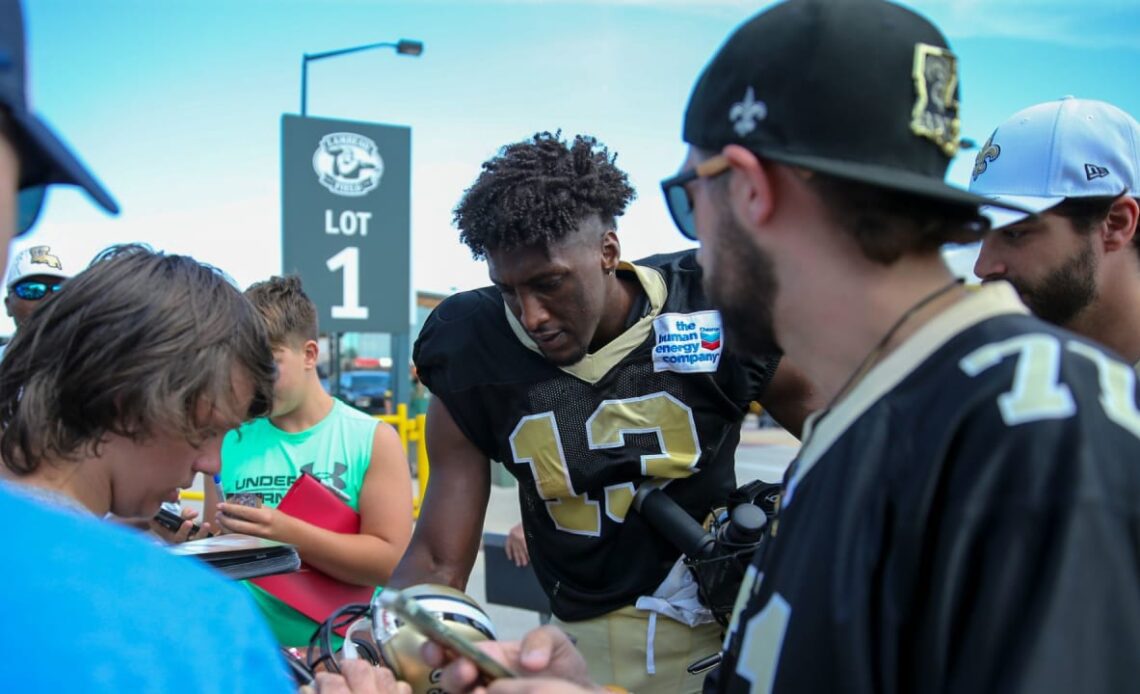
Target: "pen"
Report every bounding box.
[687,651,722,675]
[213,474,226,503]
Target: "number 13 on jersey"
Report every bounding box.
[509,392,702,536]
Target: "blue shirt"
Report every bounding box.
[0,483,293,693]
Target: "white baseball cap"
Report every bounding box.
[6,244,77,288]
[969,97,1140,229]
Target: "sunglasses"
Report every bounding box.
[12,279,63,301]
[17,185,47,237]
[2,108,49,236]
[660,155,730,240]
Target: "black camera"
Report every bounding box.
[632,480,779,626]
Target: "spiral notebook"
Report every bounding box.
[170,533,301,581]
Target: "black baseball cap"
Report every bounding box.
[683,0,1027,213]
[0,0,118,214]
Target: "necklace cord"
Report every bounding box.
[826,277,965,413]
[768,278,964,538]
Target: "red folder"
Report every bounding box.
[251,472,374,633]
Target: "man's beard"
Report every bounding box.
[1012,240,1097,327]
[702,212,781,357]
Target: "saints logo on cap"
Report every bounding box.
[729,87,767,137]
[910,43,961,157]
[972,134,1001,181]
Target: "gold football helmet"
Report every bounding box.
[370,584,499,694]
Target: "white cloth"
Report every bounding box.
[635,556,714,628]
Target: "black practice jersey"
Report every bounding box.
[713,284,1140,693]
[415,250,779,620]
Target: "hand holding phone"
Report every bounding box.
[153,506,200,535]
[153,503,213,540]
[376,588,516,681]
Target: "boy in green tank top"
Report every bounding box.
[212,275,413,646]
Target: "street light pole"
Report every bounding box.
[296,37,423,402]
[300,39,424,117]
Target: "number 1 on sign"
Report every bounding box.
[326,246,369,320]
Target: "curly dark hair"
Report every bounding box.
[453,131,636,259]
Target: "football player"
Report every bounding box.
[971,98,1140,368]
[390,130,817,692]
[432,1,1140,692]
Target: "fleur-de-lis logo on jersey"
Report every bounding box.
[729,87,768,137]
[28,245,62,270]
[972,133,1001,181]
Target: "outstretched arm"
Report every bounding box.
[388,396,492,590]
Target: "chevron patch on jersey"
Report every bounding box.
[652,310,723,373]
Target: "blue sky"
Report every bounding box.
[11,0,1140,336]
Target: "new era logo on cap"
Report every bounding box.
[1085,163,1110,181]
[970,97,1140,228]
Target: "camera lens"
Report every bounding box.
[721,503,766,547]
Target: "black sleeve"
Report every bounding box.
[411,300,449,396]
[412,290,500,457]
[912,409,1140,694]
[741,352,781,402]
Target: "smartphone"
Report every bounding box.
[153,505,203,536]
[225,492,264,508]
[376,589,516,681]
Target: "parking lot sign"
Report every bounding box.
[281,114,411,333]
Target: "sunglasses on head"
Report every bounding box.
[660,155,730,240]
[12,279,63,301]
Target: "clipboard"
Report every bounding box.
[251,472,374,632]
